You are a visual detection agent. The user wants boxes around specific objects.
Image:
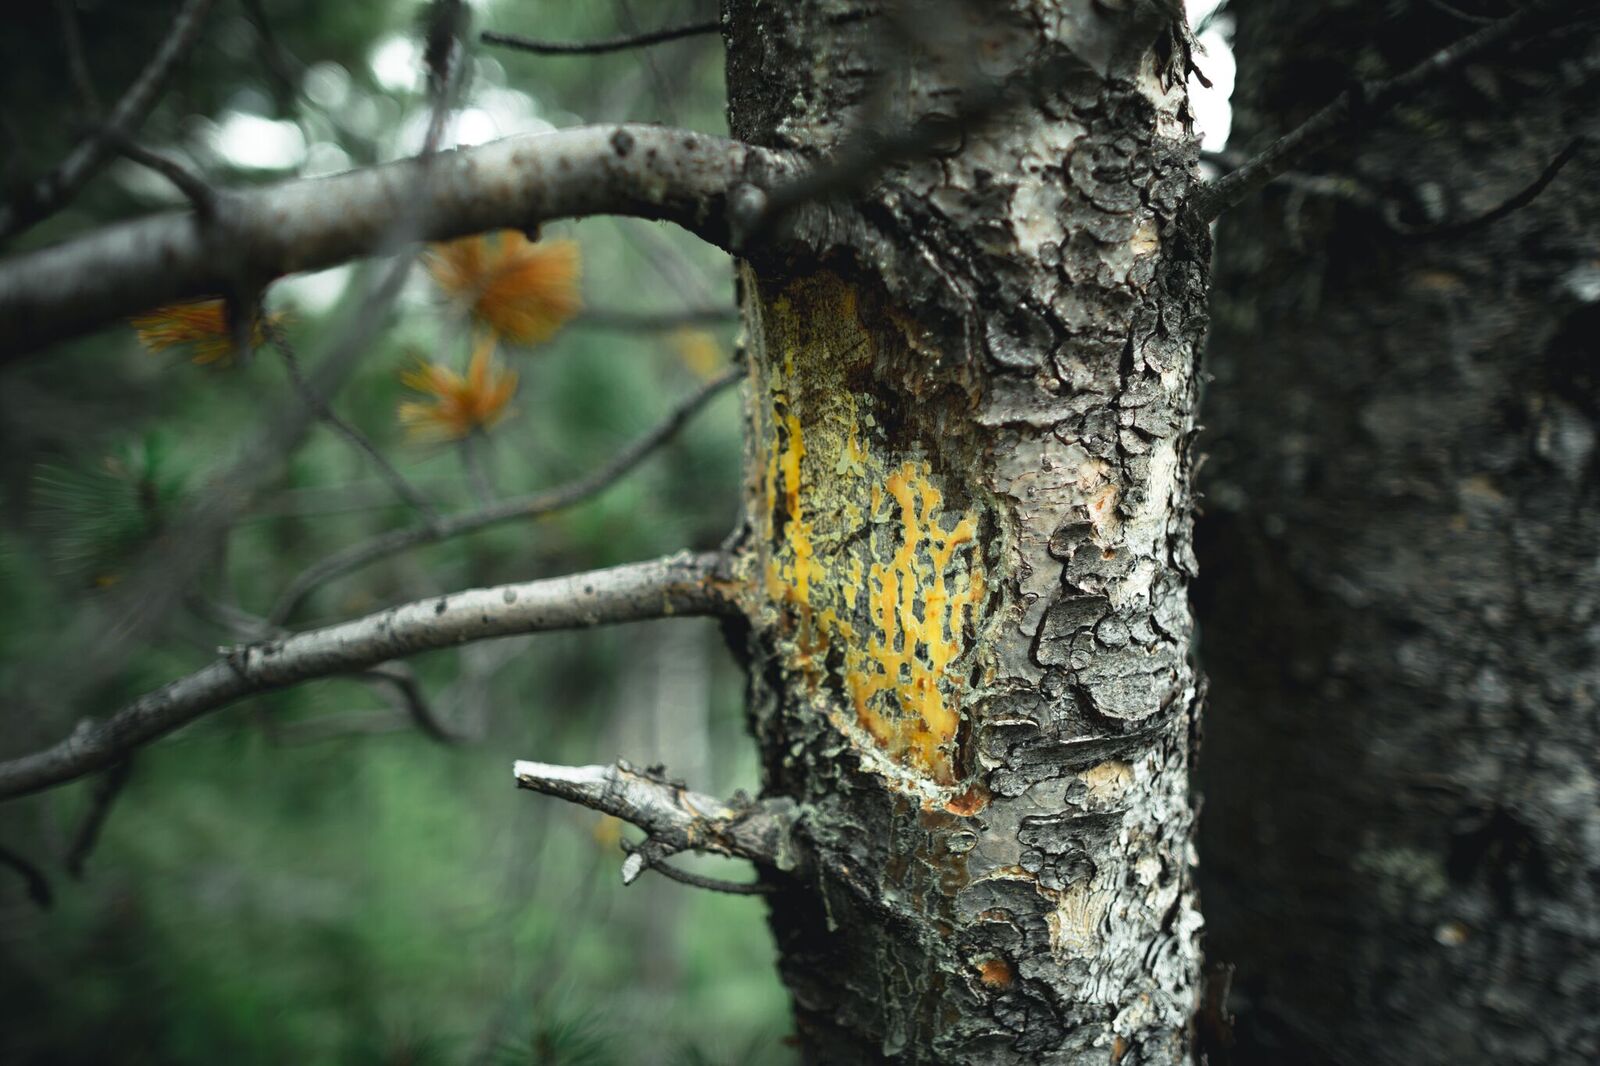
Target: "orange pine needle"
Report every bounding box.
[427,231,582,346]
[397,335,519,442]
[671,328,724,380]
[129,299,277,364]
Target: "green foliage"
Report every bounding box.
[0,1,792,1062]
[33,433,191,585]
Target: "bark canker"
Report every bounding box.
[724,2,1210,1061]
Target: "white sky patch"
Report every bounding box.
[370,35,421,93]
[392,87,551,155]
[1186,0,1235,152]
[210,112,307,170]
[275,265,355,316]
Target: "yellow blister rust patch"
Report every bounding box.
[755,273,986,786]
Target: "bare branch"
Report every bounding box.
[513,760,799,879]
[64,758,134,879]
[264,321,439,520]
[55,0,102,114]
[1190,0,1590,223]
[1424,0,1496,25]
[1202,137,1585,239]
[105,133,217,218]
[1399,135,1584,238]
[619,839,773,895]
[740,39,1111,246]
[1,0,216,242]
[481,20,720,56]
[0,8,464,738]
[238,0,302,112]
[0,127,793,360]
[0,551,740,801]
[363,663,457,744]
[266,366,741,626]
[0,843,53,909]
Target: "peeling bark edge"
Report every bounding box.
[0,551,737,800]
[0,125,796,360]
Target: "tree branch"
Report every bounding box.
[363,662,457,744]
[619,838,772,895]
[1399,135,1584,238]
[0,843,53,909]
[480,20,720,56]
[0,126,793,360]
[1189,0,1589,223]
[264,320,439,520]
[64,758,134,878]
[266,365,741,625]
[1,0,216,241]
[0,551,740,801]
[512,760,799,880]
[55,0,102,114]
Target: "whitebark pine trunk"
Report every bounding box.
[720,2,1209,1061]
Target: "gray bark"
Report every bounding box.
[1197,4,1600,1063]
[722,2,1208,1061]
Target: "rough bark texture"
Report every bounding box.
[722,2,1209,1061]
[1197,4,1600,1063]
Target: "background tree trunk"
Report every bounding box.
[1197,3,1600,1063]
[722,2,1209,1061]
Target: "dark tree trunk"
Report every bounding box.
[1197,4,1600,1063]
[721,2,1209,1061]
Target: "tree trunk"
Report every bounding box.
[722,3,1208,1061]
[1197,5,1600,1063]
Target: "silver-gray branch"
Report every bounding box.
[0,551,738,800]
[513,760,801,880]
[0,125,791,359]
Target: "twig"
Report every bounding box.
[571,307,737,331]
[1203,138,1584,239]
[266,366,740,625]
[480,20,719,56]
[0,3,466,764]
[264,321,440,520]
[238,0,303,112]
[1190,0,1589,223]
[1424,0,1497,25]
[513,760,799,879]
[619,839,772,895]
[747,47,1092,243]
[0,0,216,241]
[460,432,495,508]
[363,662,457,744]
[0,551,738,801]
[0,843,53,909]
[55,0,102,114]
[104,132,217,218]
[1399,136,1584,239]
[0,126,795,360]
[64,758,134,878]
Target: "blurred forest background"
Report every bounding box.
[0,1,790,1062]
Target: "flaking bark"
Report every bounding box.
[722,2,1208,1061]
